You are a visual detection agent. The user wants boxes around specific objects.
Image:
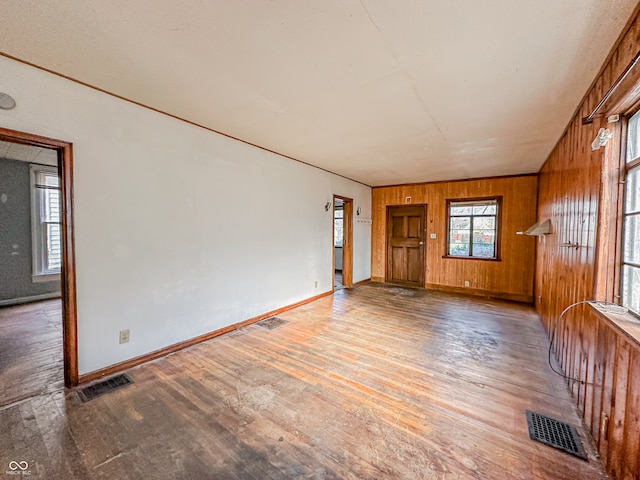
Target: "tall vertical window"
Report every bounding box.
[31,165,62,279]
[447,198,500,259]
[334,208,344,247]
[622,111,640,315]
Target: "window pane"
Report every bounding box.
[44,173,59,188]
[334,210,343,219]
[473,229,495,243]
[44,188,61,223]
[472,205,496,215]
[450,229,470,244]
[36,171,59,188]
[450,206,472,216]
[622,265,640,314]
[626,167,640,214]
[449,243,469,256]
[46,223,62,271]
[450,217,470,230]
[473,216,495,229]
[623,214,640,264]
[472,243,495,258]
[628,110,640,162]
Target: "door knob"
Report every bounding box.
[419,241,424,245]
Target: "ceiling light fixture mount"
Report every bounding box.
[0,93,16,110]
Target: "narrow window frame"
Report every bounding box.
[30,164,62,282]
[620,108,640,317]
[445,196,502,261]
[334,206,344,247]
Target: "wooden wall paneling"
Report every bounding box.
[622,348,640,478]
[581,309,597,426]
[607,339,631,479]
[590,321,607,450]
[535,7,640,478]
[372,175,537,302]
[597,322,617,464]
[570,310,581,401]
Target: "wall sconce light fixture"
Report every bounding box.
[324,202,331,211]
[591,128,613,151]
[356,207,361,216]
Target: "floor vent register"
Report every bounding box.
[525,410,586,460]
[257,317,289,330]
[78,373,134,402]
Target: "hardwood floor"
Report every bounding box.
[0,299,63,406]
[0,285,607,479]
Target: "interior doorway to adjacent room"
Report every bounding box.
[0,128,77,398]
[333,195,353,291]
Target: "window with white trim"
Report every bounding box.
[622,110,640,315]
[31,165,62,279]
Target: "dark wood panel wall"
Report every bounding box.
[372,175,538,302]
[552,305,640,479]
[536,6,640,479]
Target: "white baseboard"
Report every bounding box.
[0,292,61,307]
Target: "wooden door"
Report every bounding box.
[386,206,426,287]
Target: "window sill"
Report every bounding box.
[442,255,501,262]
[32,273,61,283]
[589,302,640,347]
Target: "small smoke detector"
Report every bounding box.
[0,93,16,110]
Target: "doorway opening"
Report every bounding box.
[333,195,353,291]
[0,128,77,396]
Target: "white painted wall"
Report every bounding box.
[0,56,371,375]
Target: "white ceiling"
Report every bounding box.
[0,140,58,166]
[0,1,637,186]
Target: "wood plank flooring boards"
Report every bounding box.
[0,285,608,479]
[0,300,63,406]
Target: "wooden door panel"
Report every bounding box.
[407,247,421,282]
[408,215,421,238]
[386,206,426,287]
[391,247,405,281]
[392,217,404,238]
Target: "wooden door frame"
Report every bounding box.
[385,204,427,287]
[0,127,78,387]
[333,195,353,289]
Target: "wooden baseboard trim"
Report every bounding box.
[371,276,385,283]
[352,278,371,287]
[424,283,533,304]
[78,290,333,385]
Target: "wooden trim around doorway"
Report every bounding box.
[334,195,353,288]
[0,127,78,387]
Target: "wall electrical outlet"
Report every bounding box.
[464,280,470,287]
[119,329,130,344]
[314,280,318,288]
